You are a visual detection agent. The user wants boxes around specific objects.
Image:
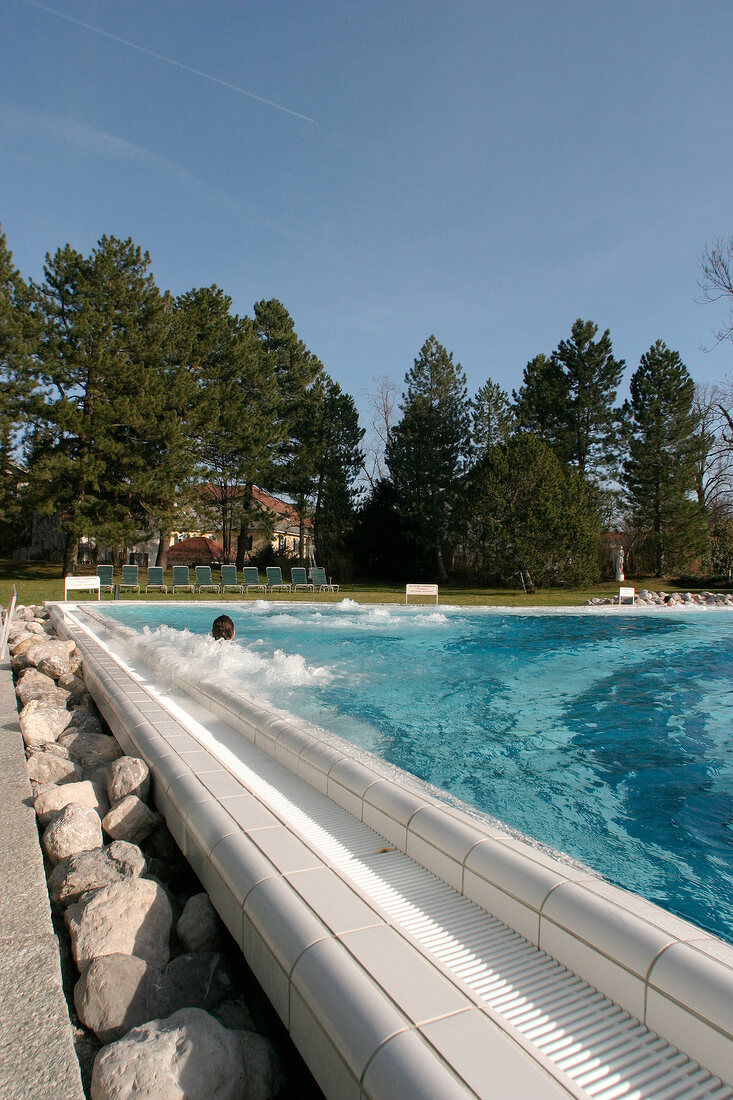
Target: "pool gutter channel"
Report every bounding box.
[49,603,733,1096]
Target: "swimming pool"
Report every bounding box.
[96,601,733,943]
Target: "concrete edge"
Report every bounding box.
[0,656,85,1100]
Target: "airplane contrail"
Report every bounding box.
[21,0,315,123]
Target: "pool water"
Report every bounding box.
[98,601,733,943]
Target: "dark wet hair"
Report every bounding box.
[211,614,235,640]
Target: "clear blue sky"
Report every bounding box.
[2,0,733,418]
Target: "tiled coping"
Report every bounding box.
[49,603,733,1094]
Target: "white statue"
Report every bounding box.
[614,544,625,582]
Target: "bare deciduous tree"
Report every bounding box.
[693,382,733,516]
[360,375,398,488]
[698,236,733,348]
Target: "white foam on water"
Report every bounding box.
[267,648,332,686]
[131,624,332,698]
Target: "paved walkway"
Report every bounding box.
[0,658,84,1099]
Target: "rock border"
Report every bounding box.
[6,602,312,1100]
[586,588,733,606]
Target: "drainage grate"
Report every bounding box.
[236,773,733,1100]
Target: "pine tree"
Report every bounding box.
[552,319,625,481]
[178,287,280,559]
[251,300,329,560]
[0,225,33,551]
[460,435,601,589]
[624,341,706,576]
[512,323,625,485]
[511,353,568,447]
[141,293,199,569]
[471,377,513,457]
[309,375,364,567]
[386,336,472,581]
[27,236,169,574]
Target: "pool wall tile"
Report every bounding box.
[462,840,568,943]
[297,741,343,793]
[166,772,212,818]
[406,834,464,892]
[210,831,276,904]
[185,798,238,860]
[537,916,648,1021]
[338,924,471,1026]
[254,717,292,757]
[200,769,249,800]
[128,723,167,758]
[156,797,185,852]
[363,782,430,852]
[244,876,329,973]
[290,937,409,1082]
[584,877,716,941]
[243,918,292,1027]
[462,866,541,944]
[201,868,245,951]
[249,825,324,877]
[360,1029,474,1100]
[284,867,383,937]
[149,751,191,795]
[687,935,733,968]
[406,807,486,892]
[288,985,362,1100]
[274,723,312,761]
[644,985,732,1087]
[645,942,733,1083]
[326,777,366,820]
[419,1009,572,1099]
[220,793,280,833]
[327,757,378,800]
[539,881,674,981]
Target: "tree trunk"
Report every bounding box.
[235,485,253,571]
[298,496,307,562]
[655,492,664,577]
[221,496,229,559]
[436,546,448,583]
[62,531,79,577]
[155,529,170,569]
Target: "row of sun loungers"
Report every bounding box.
[94,565,339,595]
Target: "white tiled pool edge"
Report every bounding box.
[50,604,733,1091]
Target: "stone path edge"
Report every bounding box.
[0,656,85,1100]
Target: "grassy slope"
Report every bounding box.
[0,559,726,610]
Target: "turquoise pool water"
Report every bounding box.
[98,601,733,943]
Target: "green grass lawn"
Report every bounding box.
[0,559,727,611]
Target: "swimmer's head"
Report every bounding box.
[212,614,235,640]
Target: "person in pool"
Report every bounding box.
[211,614,235,640]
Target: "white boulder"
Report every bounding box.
[90,1008,245,1100]
[48,840,146,909]
[102,795,159,844]
[66,878,172,972]
[107,756,150,804]
[42,802,104,865]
